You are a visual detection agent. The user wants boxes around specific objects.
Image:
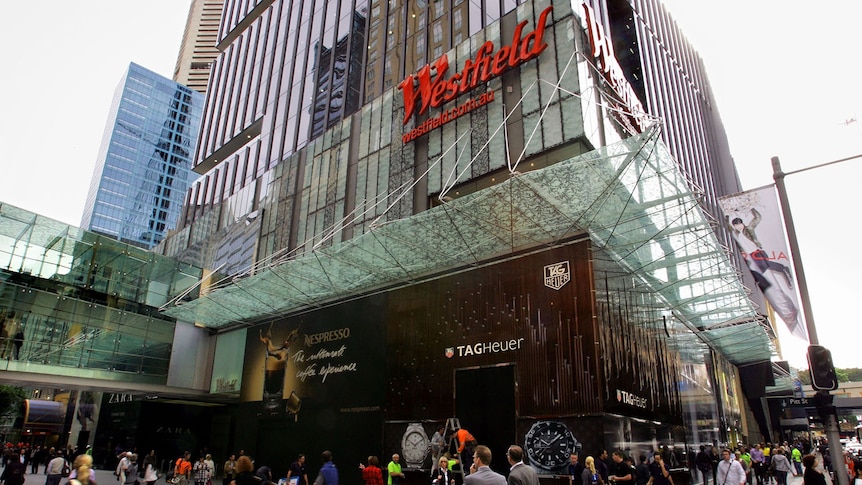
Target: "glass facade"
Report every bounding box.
[0,203,202,382]
[81,63,204,249]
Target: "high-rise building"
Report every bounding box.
[81,63,204,249]
[152,0,785,468]
[173,0,225,94]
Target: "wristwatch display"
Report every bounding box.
[524,420,580,471]
[401,422,430,468]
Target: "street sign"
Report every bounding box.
[779,397,813,408]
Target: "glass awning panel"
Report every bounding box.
[161,129,774,365]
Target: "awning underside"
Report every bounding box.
[162,129,774,365]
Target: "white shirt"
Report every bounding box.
[716,458,746,485]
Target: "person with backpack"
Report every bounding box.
[46,450,70,485]
[582,457,604,485]
[175,452,193,485]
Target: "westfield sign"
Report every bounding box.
[398,6,553,132]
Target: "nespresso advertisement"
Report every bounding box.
[240,295,387,418]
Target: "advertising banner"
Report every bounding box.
[719,186,806,340]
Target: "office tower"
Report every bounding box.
[81,63,204,249]
[174,0,225,93]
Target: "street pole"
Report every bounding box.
[771,156,846,485]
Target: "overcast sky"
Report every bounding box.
[1,1,859,369]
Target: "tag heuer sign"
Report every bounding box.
[544,261,570,290]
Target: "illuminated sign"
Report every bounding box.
[398,6,554,141]
[579,2,646,133]
[616,389,648,408]
[444,338,525,358]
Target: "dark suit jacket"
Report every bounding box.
[464,466,506,485]
[507,463,540,485]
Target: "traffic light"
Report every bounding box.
[808,344,838,391]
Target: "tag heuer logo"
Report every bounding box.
[445,347,455,358]
[544,261,570,290]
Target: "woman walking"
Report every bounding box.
[769,449,793,485]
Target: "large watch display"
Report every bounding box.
[401,423,430,468]
[524,420,580,471]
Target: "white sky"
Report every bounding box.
[1,1,859,369]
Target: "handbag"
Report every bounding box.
[62,461,71,478]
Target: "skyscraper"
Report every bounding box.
[174,0,225,94]
[81,63,204,249]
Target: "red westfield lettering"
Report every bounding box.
[398,6,553,125]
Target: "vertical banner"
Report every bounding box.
[719,186,807,340]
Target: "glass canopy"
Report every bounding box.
[162,129,775,365]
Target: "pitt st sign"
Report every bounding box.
[398,6,554,142]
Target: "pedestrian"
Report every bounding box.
[431,457,454,485]
[72,463,94,485]
[790,448,802,477]
[316,451,338,485]
[194,456,212,485]
[143,451,159,485]
[768,449,792,485]
[506,446,539,485]
[124,455,140,485]
[609,452,633,485]
[801,455,826,485]
[175,452,193,485]
[224,455,237,485]
[2,453,27,485]
[287,454,308,485]
[117,452,133,484]
[464,446,505,485]
[359,456,384,485]
[697,446,713,485]
[751,445,766,485]
[230,456,257,485]
[647,453,671,485]
[582,457,604,485]
[716,449,746,485]
[205,455,215,483]
[45,450,68,485]
[12,327,24,360]
[570,454,585,483]
[69,454,97,484]
[635,456,649,485]
[387,454,405,485]
[597,451,610,484]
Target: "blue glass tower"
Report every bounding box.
[81,63,204,249]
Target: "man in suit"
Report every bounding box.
[465,446,506,485]
[506,446,539,485]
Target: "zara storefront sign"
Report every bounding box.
[578,1,646,133]
[398,6,554,142]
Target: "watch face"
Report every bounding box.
[524,421,578,469]
[401,424,430,466]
